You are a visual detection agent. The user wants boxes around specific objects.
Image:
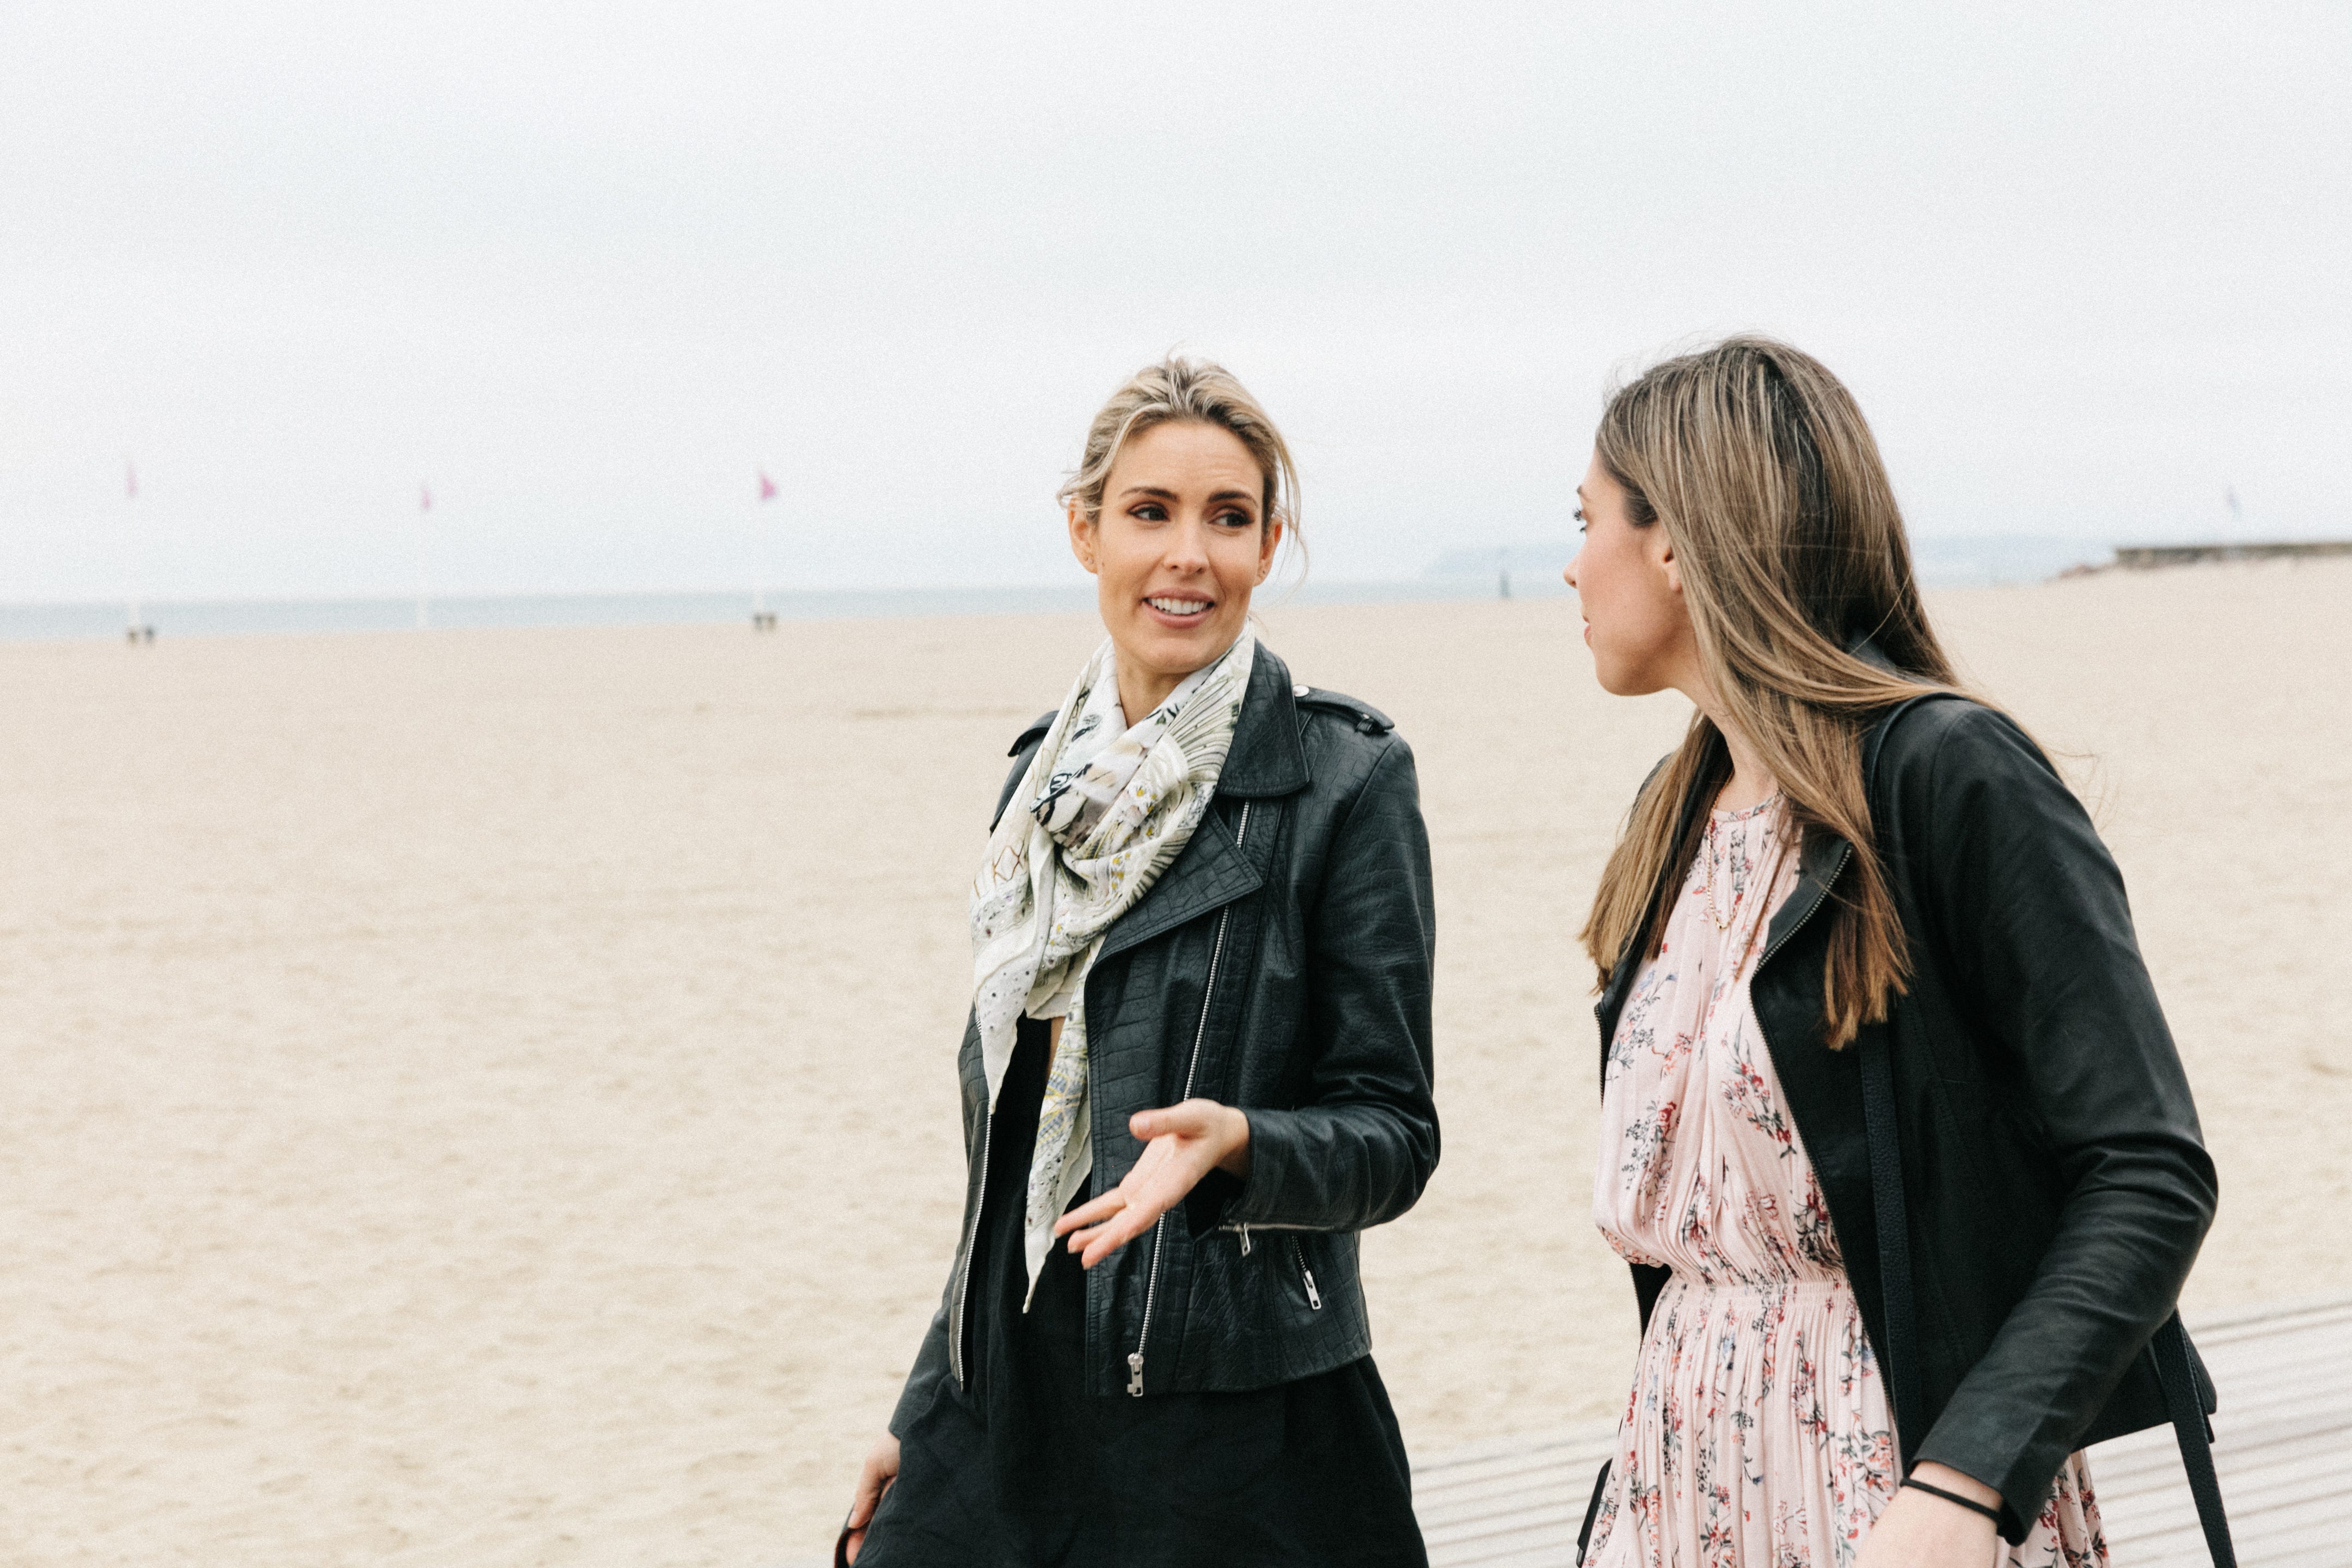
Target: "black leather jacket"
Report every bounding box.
[890,644,1438,1426]
[1598,684,2218,1542]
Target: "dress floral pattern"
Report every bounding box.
[1585,795,2108,1567]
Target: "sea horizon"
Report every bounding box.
[2,533,2150,644]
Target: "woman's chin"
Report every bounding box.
[1590,656,1664,699]
[1112,615,1238,675]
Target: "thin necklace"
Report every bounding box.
[1702,792,1782,932]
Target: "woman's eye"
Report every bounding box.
[1214,510,1252,529]
[1132,504,1167,522]
[1573,507,1588,534]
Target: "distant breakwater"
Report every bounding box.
[2113,541,2352,568]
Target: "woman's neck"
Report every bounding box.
[1685,678,1777,812]
[1117,666,1180,727]
[1713,723,1778,812]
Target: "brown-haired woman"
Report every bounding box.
[840,357,1437,1567]
[1563,338,2217,1567]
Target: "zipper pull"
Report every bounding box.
[1238,1224,1252,1255]
[1126,1350,1146,1397]
[1302,1267,1322,1310]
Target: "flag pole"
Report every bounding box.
[754,468,779,630]
[417,482,433,630]
[125,459,150,644]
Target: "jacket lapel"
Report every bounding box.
[1095,646,1302,962]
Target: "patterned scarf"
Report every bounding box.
[969,630,1257,1302]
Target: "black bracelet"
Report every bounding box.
[1901,1476,2002,1522]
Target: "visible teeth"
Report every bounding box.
[1148,597,1210,615]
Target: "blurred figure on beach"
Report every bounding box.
[842,359,1440,1567]
[1564,338,2216,1566]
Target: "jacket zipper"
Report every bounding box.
[1292,1236,1322,1310]
[1127,801,1251,1398]
[1756,841,1852,977]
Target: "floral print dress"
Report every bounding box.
[1584,795,2108,1568]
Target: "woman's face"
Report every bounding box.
[1563,450,1694,697]
[1070,419,1281,708]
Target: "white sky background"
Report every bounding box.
[1,2,2345,599]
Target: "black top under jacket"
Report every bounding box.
[860,1030,1426,1568]
[890,644,1440,1429]
[1597,669,2219,1542]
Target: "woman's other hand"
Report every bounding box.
[1053,1099,1251,1269]
[1854,1462,2001,1568]
[840,1433,900,1565]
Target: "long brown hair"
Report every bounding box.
[1579,336,1970,1048]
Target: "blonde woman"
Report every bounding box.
[841,359,1437,1568]
[1564,339,2219,1567]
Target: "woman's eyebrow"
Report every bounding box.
[1116,485,1179,501]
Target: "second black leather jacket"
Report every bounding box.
[891,644,1439,1424]
[1597,681,2219,1542]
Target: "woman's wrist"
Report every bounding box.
[1903,1461,2000,1522]
[1214,1105,1252,1178]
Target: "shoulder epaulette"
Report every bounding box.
[1291,684,1395,736]
[1007,710,1057,757]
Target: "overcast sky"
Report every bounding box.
[2,2,2345,600]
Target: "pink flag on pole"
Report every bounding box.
[421,483,433,512]
[126,461,138,500]
[758,469,778,502]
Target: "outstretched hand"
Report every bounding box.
[1052,1099,1251,1269]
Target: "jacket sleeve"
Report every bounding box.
[1903,705,2219,1525]
[1222,735,1440,1233]
[888,1301,951,1437]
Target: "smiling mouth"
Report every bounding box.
[1145,596,1213,617]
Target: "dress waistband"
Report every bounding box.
[1662,1274,1855,1303]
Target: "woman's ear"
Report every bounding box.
[1653,529,1683,598]
[1255,518,1284,586]
[1068,504,1099,574]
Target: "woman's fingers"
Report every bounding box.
[1048,1101,1240,1265]
[1129,1100,1215,1140]
[847,1435,898,1524]
[1053,1189,1127,1237]
[1076,1207,1156,1267]
[841,1434,901,1564]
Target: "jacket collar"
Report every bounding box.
[1748,633,1923,973]
[1095,639,1302,961]
[1214,642,1311,799]
[1602,629,1892,1019]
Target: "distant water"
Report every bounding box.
[0,579,1510,644]
[1,537,2123,644]
[1426,535,2116,591]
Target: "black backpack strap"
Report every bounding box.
[1859,1033,1926,1471]
[1575,1460,1609,1563]
[2153,1312,2238,1567]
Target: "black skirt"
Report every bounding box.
[858,1033,1428,1568]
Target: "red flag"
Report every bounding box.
[758,469,778,502]
[421,483,433,512]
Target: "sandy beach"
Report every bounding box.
[5,560,2348,1566]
